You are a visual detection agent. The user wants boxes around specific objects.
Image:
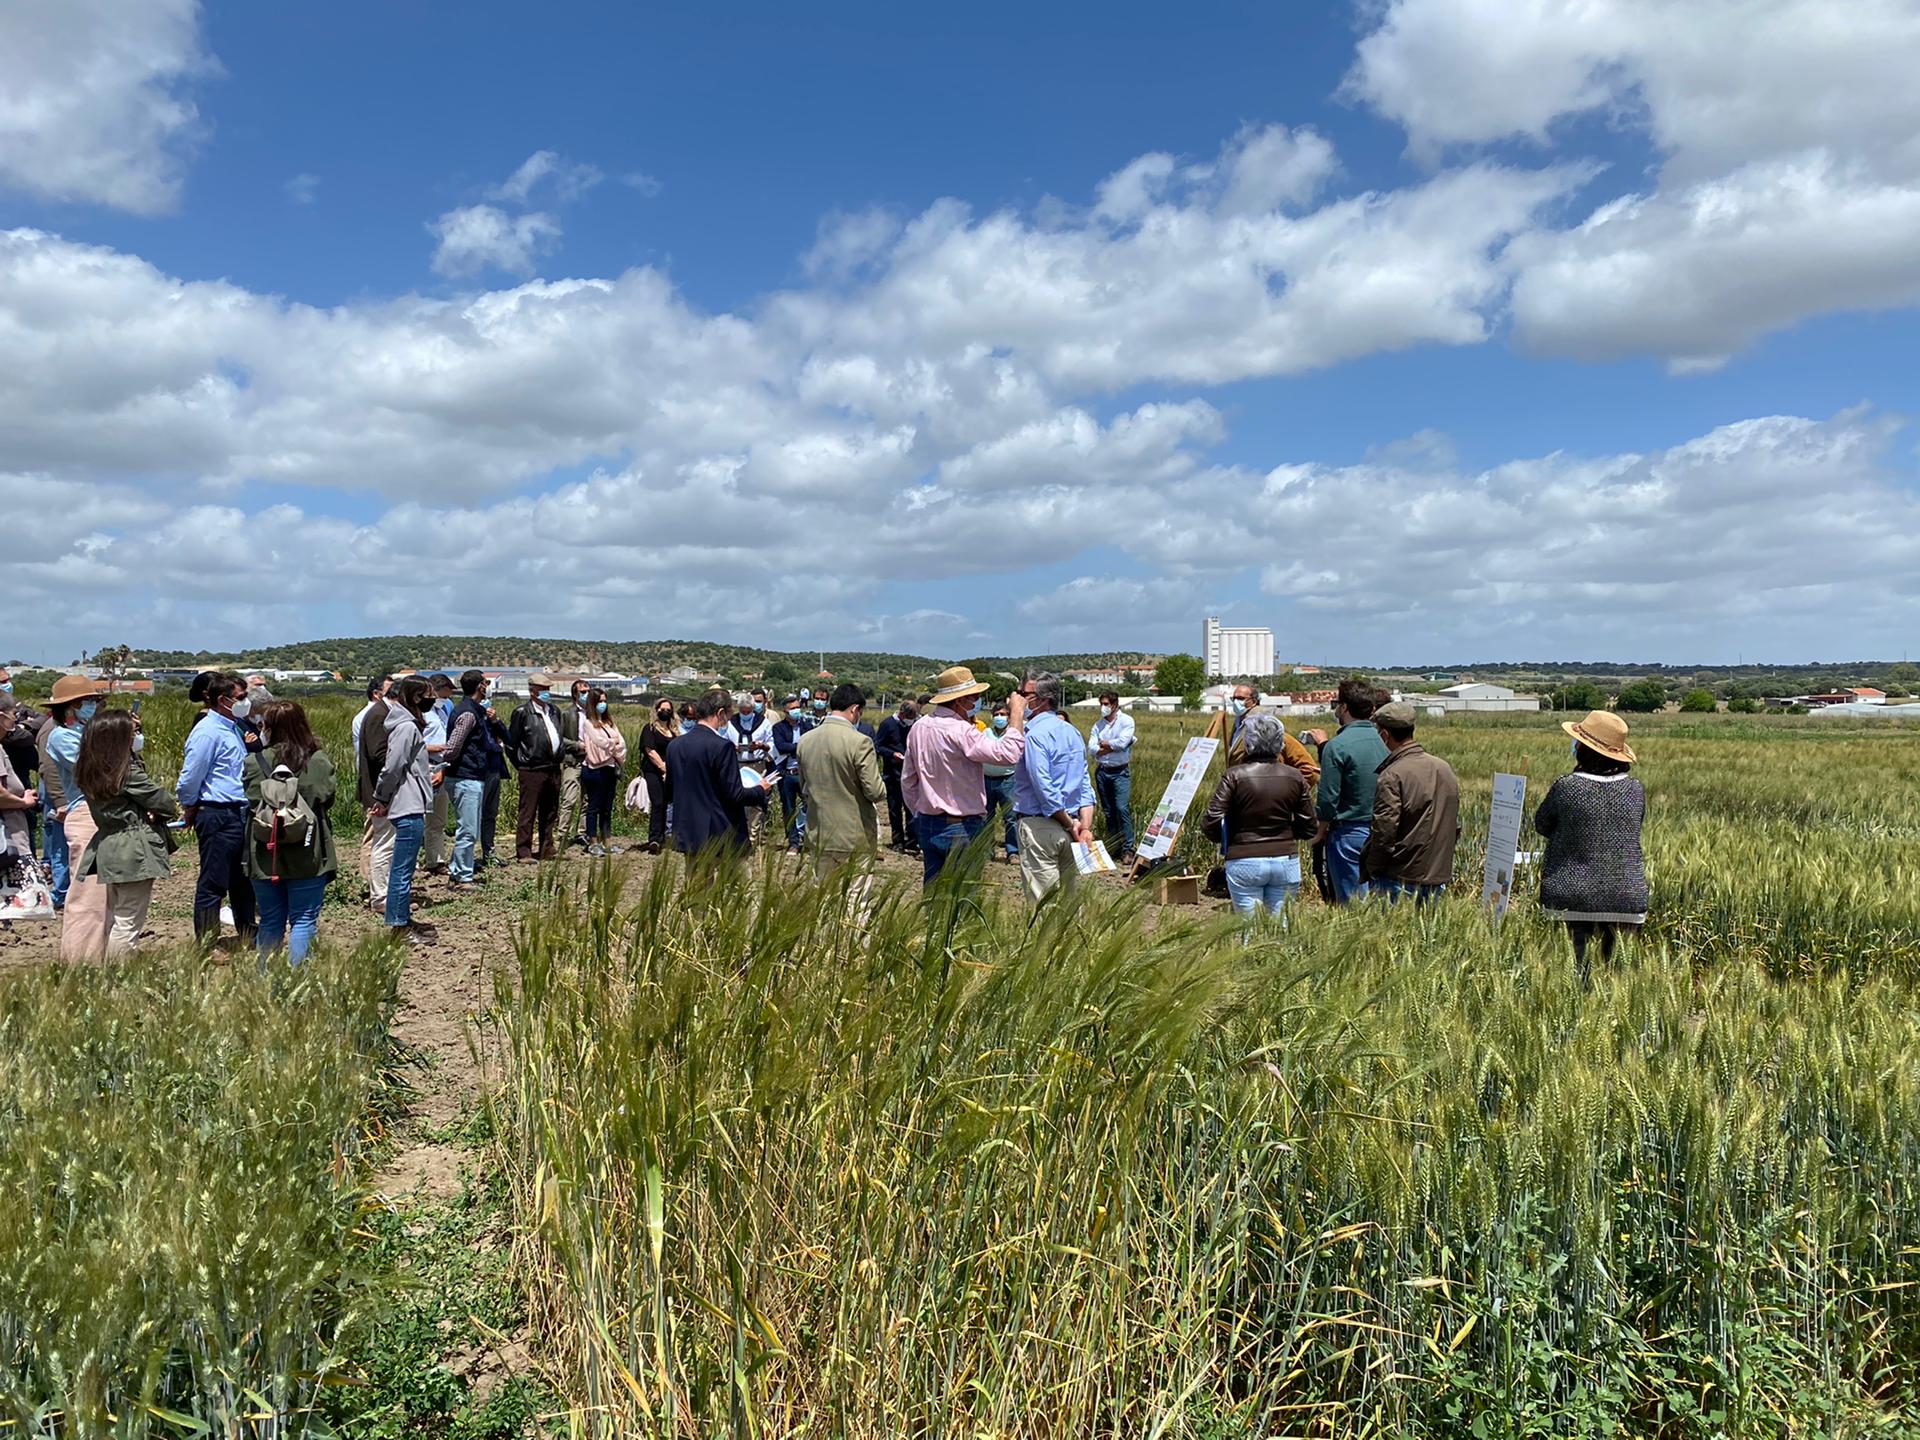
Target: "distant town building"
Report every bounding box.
[1202,616,1275,679]
[1432,682,1541,713]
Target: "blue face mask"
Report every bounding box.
[532,689,548,703]
[78,700,98,722]
[1230,698,1248,717]
[596,702,608,715]
[1571,739,1581,761]
[992,716,1008,732]
[753,700,765,714]
[813,700,827,713]
[0,681,12,694]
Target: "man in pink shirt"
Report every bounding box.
[902,666,1027,885]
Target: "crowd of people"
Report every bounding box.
[0,660,1648,969]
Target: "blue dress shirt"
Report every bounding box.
[177,713,249,805]
[1014,710,1096,818]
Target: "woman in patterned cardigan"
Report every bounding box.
[1534,710,1648,982]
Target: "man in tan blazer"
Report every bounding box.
[797,682,888,880]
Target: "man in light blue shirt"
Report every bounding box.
[176,670,257,946]
[1012,671,1097,904]
[1086,690,1137,861]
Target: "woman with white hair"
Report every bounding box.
[1201,711,1316,918]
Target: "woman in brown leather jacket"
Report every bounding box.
[1201,712,1317,918]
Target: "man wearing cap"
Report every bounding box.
[1360,702,1460,904]
[177,671,259,945]
[507,673,568,861]
[1011,671,1097,904]
[901,667,1027,885]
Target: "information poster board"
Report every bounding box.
[1482,772,1528,916]
[1135,737,1221,861]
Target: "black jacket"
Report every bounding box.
[507,699,567,772]
[665,723,767,855]
[874,715,911,773]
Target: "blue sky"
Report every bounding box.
[2,0,1918,667]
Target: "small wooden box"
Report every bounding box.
[1155,875,1202,906]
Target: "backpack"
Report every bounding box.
[253,764,318,871]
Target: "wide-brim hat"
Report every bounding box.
[49,674,107,705]
[927,666,990,704]
[1563,709,1636,764]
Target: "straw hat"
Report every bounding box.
[1562,709,1636,764]
[927,665,990,705]
[48,674,107,705]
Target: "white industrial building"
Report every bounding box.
[1202,616,1274,679]
[1431,682,1541,713]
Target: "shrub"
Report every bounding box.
[1678,687,1718,712]
[1727,696,1763,714]
[1615,679,1669,712]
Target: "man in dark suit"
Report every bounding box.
[872,700,920,855]
[666,688,772,857]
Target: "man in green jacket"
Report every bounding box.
[1314,677,1390,904]
[797,682,887,880]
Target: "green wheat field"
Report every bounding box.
[5,693,1919,1437]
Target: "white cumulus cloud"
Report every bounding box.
[428,204,564,277]
[0,0,214,213]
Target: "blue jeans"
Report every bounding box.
[777,773,806,846]
[449,778,485,881]
[1326,822,1372,904]
[1382,880,1446,906]
[1095,766,1133,855]
[914,812,985,886]
[581,764,618,840]
[385,814,425,927]
[1225,854,1301,916]
[44,815,69,910]
[983,774,1018,854]
[253,874,331,963]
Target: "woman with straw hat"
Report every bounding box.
[1534,710,1648,982]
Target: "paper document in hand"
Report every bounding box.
[1072,840,1116,875]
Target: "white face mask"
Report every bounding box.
[230,698,252,720]
[132,732,146,754]
[1101,705,1114,718]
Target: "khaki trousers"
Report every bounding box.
[362,812,396,906]
[1015,815,1080,906]
[558,763,584,842]
[813,850,876,917]
[106,879,155,957]
[58,803,111,962]
[423,782,451,868]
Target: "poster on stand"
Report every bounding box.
[1482,772,1528,917]
[1135,737,1221,861]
